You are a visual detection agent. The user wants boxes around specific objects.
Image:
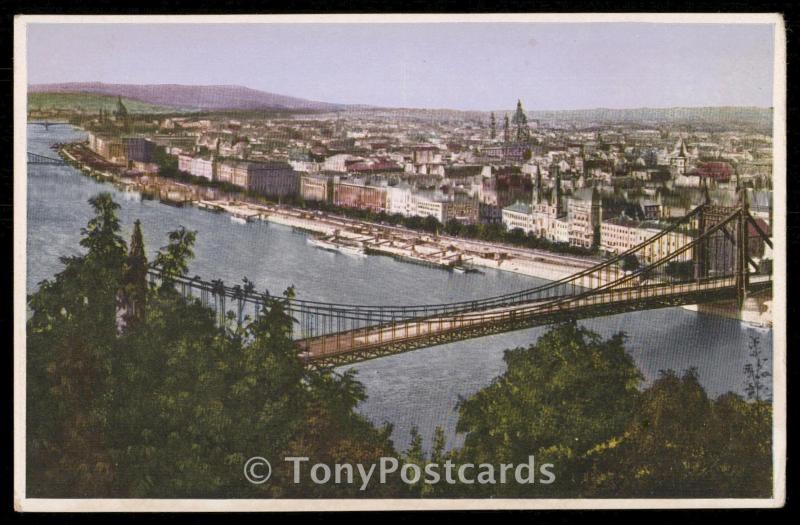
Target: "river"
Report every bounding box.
[26,124,773,452]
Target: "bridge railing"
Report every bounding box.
[146,202,771,345]
[287,204,707,338]
[28,152,67,165]
[301,206,773,360]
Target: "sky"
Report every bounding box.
[26,22,776,111]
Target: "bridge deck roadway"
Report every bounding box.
[298,275,770,364]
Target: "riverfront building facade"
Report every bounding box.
[217,159,299,199]
[333,180,388,212]
[178,154,215,181]
[72,97,772,268]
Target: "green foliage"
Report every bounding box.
[400,426,454,497]
[27,194,399,498]
[119,219,149,329]
[455,322,641,496]
[522,148,533,161]
[27,192,127,496]
[664,260,694,280]
[152,146,180,178]
[26,193,774,499]
[28,92,178,114]
[743,334,771,402]
[454,324,773,498]
[153,226,197,286]
[621,253,640,272]
[584,370,772,498]
[292,199,597,256]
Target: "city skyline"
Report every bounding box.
[26,22,776,112]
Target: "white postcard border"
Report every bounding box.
[13,12,787,512]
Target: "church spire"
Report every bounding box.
[551,164,562,216]
[533,168,543,204]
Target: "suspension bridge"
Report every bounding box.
[148,198,772,367]
[28,121,69,130]
[27,152,67,165]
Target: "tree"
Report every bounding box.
[28,194,404,498]
[522,148,532,162]
[399,425,454,497]
[118,219,149,332]
[584,369,712,497]
[621,253,639,272]
[503,114,510,143]
[444,218,463,236]
[743,334,771,402]
[584,369,772,498]
[490,112,497,140]
[152,145,180,178]
[153,226,197,288]
[455,323,641,496]
[665,260,694,281]
[27,192,128,497]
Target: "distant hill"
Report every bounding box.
[524,106,773,130]
[28,92,181,114]
[343,105,772,131]
[29,82,344,112]
[28,82,772,130]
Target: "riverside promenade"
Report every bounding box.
[203,199,600,281]
[57,141,604,281]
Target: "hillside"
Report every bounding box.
[29,82,344,112]
[525,106,773,130]
[341,105,772,131]
[28,82,772,131]
[28,92,182,114]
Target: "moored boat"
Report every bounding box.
[337,242,366,257]
[307,235,365,256]
[231,215,251,225]
[307,236,339,252]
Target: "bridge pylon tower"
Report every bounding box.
[735,189,750,308]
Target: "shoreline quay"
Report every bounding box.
[53,141,603,282]
[201,198,595,282]
[51,140,771,329]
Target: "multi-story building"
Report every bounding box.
[445,193,480,224]
[412,145,442,165]
[502,201,534,232]
[87,131,127,165]
[600,216,656,255]
[504,167,560,234]
[122,137,156,164]
[217,159,298,198]
[332,180,388,212]
[501,167,578,245]
[323,154,361,172]
[600,217,694,264]
[483,144,528,162]
[409,192,479,224]
[668,138,694,176]
[386,184,413,217]
[178,154,215,181]
[566,188,602,249]
[299,174,333,203]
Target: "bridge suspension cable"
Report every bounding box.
[144,202,772,366]
[27,152,67,165]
